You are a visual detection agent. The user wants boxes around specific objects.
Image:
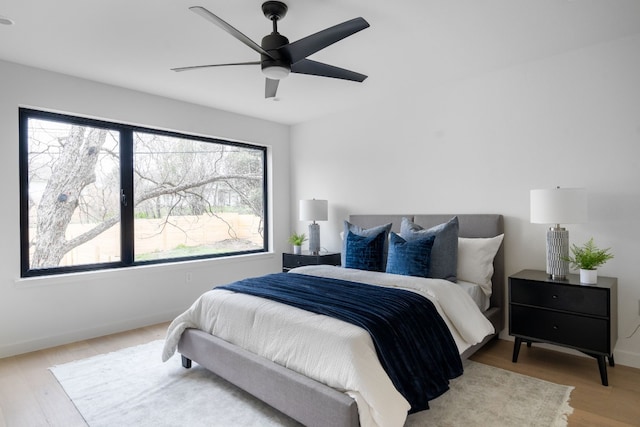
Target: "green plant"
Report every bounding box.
[564,238,614,270]
[288,232,307,246]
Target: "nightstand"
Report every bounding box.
[282,252,341,272]
[509,269,618,386]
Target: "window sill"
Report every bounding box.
[14,251,275,288]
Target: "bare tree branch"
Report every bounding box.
[63,216,120,253]
[137,174,261,204]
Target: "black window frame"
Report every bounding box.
[19,108,269,277]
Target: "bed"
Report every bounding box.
[163,214,504,427]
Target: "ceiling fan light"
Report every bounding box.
[262,65,290,80]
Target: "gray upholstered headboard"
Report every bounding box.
[348,214,505,332]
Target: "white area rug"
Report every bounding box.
[50,340,574,427]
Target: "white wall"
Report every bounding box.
[0,60,290,357]
[290,35,640,368]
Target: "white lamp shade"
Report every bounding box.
[299,199,328,221]
[530,188,587,224]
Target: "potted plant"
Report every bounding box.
[288,232,307,255]
[564,238,614,284]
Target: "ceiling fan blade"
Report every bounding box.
[291,59,367,82]
[171,61,261,72]
[265,78,279,98]
[189,6,274,59]
[283,17,369,64]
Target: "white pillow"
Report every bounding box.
[457,234,504,297]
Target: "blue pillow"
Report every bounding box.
[344,230,387,272]
[400,216,459,282]
[342,221,392,268]
[386,232,435,278]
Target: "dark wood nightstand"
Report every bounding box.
[282,252,341,272]
[509,269,618,386]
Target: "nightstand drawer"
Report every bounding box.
[511,279,608,317]
[283,253,317,268]
[282,252,341,272]
[511,305,609,353]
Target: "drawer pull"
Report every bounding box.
[553,325,559,330]
[552,295,558,299]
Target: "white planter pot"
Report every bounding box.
[293,245,302,255]
[580,268,598,284]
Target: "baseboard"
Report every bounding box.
[613,349,640,369]
[0,309,181,358]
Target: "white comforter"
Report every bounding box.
[162,265,494,427]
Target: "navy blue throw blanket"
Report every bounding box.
[218,272,463,412]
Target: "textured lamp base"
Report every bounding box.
[308,223,320,255]
[546,227,569,280]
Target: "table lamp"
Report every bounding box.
[530,187,587,280]
[299,199,328,255]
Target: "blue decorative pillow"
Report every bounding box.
[386,232,435,278]
[400,216,459,282]
[344,230,387,272]
[342,221,393,268]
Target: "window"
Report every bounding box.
[19,108,268,277]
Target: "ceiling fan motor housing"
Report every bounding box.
[261,32,291,75]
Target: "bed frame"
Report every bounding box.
[177,214,504,427]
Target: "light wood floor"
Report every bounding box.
[1,324,639,426]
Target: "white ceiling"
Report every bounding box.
[1,0,640,124]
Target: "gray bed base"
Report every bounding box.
[177,214,504,427]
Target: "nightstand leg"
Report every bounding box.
[608,354,615,367]
[512,337,523,363]
[597,356,609,386]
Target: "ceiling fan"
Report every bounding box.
[172,1,370,98]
